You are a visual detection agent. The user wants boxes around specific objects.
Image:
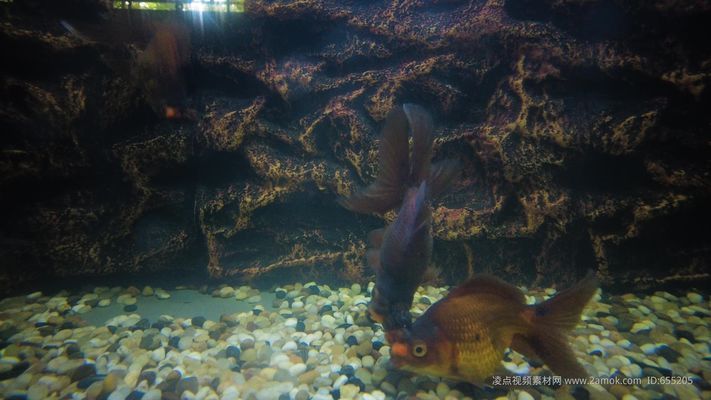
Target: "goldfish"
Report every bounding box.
[339,104,458,330]
[388,272,599,382]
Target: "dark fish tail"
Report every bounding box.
[340,104,459,214]
[427,158,460,200]
[521,271,599,379]
[383,181,430,253]
[403,103,433,183]
[339,107,410,214]
[403,103,459,201]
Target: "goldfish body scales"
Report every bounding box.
[436,295,525,381]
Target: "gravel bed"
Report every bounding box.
[0,281,709,400]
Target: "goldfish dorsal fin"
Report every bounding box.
[447,274,526,304]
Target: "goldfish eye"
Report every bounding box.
[412,341,427,357]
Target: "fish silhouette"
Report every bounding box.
[341,104,458,330]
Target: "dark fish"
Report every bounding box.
[368,181,433,330]
[60,19,194,120]
[388,272,599,383]
[339,104,458,214]
[341,104,458,331]
[134,23,193,120]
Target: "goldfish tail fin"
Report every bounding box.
[523,328,588,379]
[533,271,599,331]
[339,107,410,214]
[403,103,433,183]
[523,271,599,378]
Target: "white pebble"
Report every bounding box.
[289,363,307,376]
[517,391,535,400]
[221,386,240,400]
[282,341,298,351]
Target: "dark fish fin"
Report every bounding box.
[365,249,381,273]
[523,272,599,379]
[407,181,431,235]
[379,182,430,271]
[421,265,441,285]
[340,107,409,214]
[367,228,385,249]
[60,20,93,43]
[337,186,401,214]
[427,159,460,200]
[447,274,526,305]
[403,103,433,184]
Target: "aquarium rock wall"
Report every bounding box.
[1,0,710,292]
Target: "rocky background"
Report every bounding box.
[1,0,710,294]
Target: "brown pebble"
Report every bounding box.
[609,384,630,398]
[126,286,141,296]
[85,381,103,400]
[298,369,320,385]
[102,371,120,394]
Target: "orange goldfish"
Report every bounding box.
[388,272,598,382]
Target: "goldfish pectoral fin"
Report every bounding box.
[524,328,588,379]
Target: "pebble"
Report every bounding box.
[217,286,235,298]
[340,383,360,399]
[289,363,307,376]
[686,292,703,304]
[517,391,534,400]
